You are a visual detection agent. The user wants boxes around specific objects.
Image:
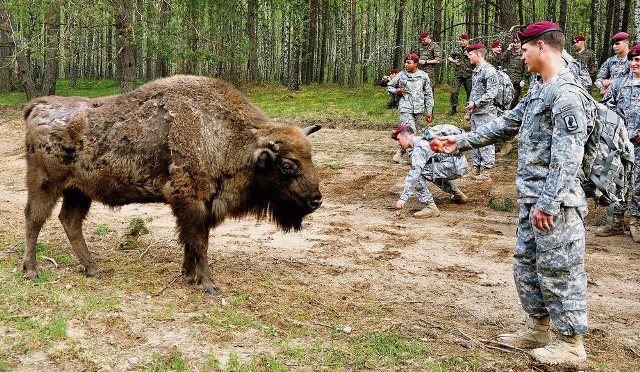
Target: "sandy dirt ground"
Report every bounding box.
[0,105,639,370]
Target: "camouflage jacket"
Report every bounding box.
[571,48,598,78]
[485,51,503,69]
[387,69,434,114]
[450,47,473,78]
[469,62,499,115]
[414,42,442,75]
[604,72,640,138]
[502,49,528,83]
[454,69,594,215]
[400,138,434,201]
[595,54,630,89]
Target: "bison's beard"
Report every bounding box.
[250,193,309,233]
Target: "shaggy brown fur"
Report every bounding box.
[22,75,322,293]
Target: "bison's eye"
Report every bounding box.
[279,158,298,175]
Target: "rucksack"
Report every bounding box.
[422,124,468,180]
[494,68,515,110]
[545,83,635,223]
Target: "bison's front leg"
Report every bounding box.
[58,188,101,277]
[174,206,220,294]
[23,185,61,279]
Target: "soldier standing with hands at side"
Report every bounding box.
[448,34,474,116]
[434,21,594,366]
[503,36,529,108]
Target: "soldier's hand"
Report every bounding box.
[419,59,426,65]
[396,87,405,95]
[438,136,459,154]
[532,207,554,231]
[396,200,406,209]
[519,80,525,88]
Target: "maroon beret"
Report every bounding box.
[404,53,420,62]
[628,44,640,59]
[391,124,413,140]
[517,21,563,45]
[466,43,486,52]
[574,35,585,42]
[491,40,501,48]
[389,68,398,74]
[611,32,629,43]
[459,34,470,40]
[419,31,430,39]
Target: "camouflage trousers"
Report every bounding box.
[612,148,640,217]
[399,112,424,136]
[450,76,472,107]
[414,174,460,205]
[514,204,588,336]
[470,113,496,168]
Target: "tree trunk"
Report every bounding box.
[621,0,632,32]
[111,0,136,93]
[281,18,290,85]
[602,0,614,62]
[361,3,370,84]
[348,0,356,87]
[318,0,329,84]
[546,0,557,22]
[635,0,640,42]
[306,0,318,83]
[247,0,260,82]
[433,0,442,39]
[0,8,36,99]
[392,0,406,69]
[288,32,300,91]
[0,5,12,93]
[154,0,169,78]
[558,0,567,31]
[42,0,61,96]
[498,0,518,30]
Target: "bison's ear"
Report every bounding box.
[303,124,322,136]
[254,140,281,169]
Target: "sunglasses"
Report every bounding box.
[572,39,579,44]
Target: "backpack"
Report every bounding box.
[545,83,635,223]
[422,124,469,180]
[494,68,515,110]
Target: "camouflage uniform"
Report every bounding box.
[595,55,630,90]
[485,51,503,69]
[414,42,442,86]
[454,68,594,336]
[469,62,500,168]
[449,47,474,108]
[604,72,640,217]
[530,51,592,92]
[387,69,434,135]
[503,49,528,108]
[571,48,598,80]
[399,137,461,204]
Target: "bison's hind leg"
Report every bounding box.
[23,182,61,279]
[58,187,100,277]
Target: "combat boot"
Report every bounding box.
[629,217,640,243]
[594,214,625,237]
[413,203,440,218]
[451,191,469,204]
[448,106,457,116]
[472,167,491,181]
[392,149,403,164]
[529,334,586,365]
[495,315,551,349]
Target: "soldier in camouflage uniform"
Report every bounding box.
[596,44,640,241]
[413,31,442,90]
[570,35,598,83]
[503,36,529,108]
[529,50,592,92]
[392,125,468,218]
[595,32,631,96]
[447,34,474,116]
[387,53,434,163]
[485,40,503,69]
[465,43,499,179]
[437,22,593,365]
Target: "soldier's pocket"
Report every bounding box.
[532,208,584,252]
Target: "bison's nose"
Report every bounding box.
[307,195,322,211]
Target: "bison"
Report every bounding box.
[22,75,322,293]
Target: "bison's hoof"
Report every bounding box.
[204,286,221,295]
[23,269,40,280]
[77,265,104,278]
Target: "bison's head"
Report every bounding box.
[252,124,322,232]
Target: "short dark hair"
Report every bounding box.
[525,30,565,51]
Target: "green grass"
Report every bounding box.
[0,79,122,105]
[489,196,516,211]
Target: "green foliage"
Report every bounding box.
[489,196,516,212]
[95,224,113,236]
[146,347,188,372]
[118,217,151,250]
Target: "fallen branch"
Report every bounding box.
[154,274,181,296]
[41,256,58,268]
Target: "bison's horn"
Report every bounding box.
[302,124,322,136]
